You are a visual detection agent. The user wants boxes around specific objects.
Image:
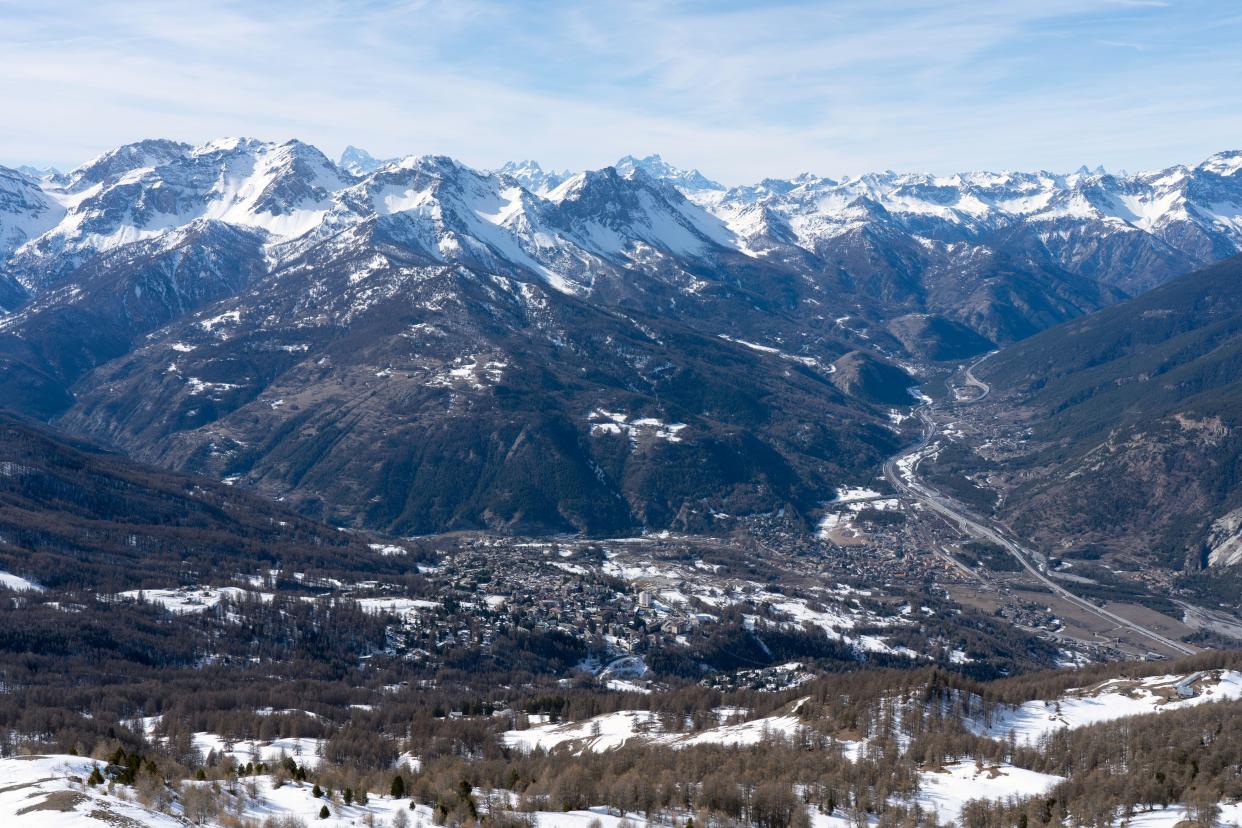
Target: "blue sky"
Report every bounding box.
[2,0,1240,182]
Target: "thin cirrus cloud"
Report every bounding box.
[0,0,1239,182]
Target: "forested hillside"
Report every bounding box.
[974,254,1242,572]
[3,649,1242,827]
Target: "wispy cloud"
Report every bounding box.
[0,0,1238,181]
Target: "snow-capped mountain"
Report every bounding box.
[4,138,760,303]
[5,137,1242,396]
[275,153,751,300]
[15,164,64,186]
[0,138,905,536]
[546,166,736,258]
[7,138,350,291]
[7,138,1241,317]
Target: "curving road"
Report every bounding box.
[884,354,1197,658]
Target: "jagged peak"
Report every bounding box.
[494,159,572,195]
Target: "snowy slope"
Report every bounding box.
[0,755,184,828]
[3,753,1237,828]
[971,670,1242,746]
[0,571,44,592]
[915,761,1064,826]
[1121,803,1242,827]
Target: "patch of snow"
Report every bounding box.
[117,585,271,613]
[915,761,1063,826]
[197,309,240,331]
[0,571,44,592]
[503,700,809,754]
[834,487,883,503]
[355,596,440,615]
[589,409,687,443]
[368,543,408,557]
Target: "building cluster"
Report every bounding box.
[369,542,728,671]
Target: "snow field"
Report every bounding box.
[972,670,1242,746]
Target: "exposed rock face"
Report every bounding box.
[1208,507,1242,567]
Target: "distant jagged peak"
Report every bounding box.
[495,159,572,195]
[340,144,397,176]
[15,164,63,185]
[497,158,565,177]
[613,153,725,193]
[1070,163,1108,177]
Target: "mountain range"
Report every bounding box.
[1,138,1240,535]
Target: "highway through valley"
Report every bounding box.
[883,356,1198,658]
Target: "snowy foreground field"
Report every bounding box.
[3,754,1241,827]
[0,754,1049,828]
[5,670,1242,826]
[0,754,660,828]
